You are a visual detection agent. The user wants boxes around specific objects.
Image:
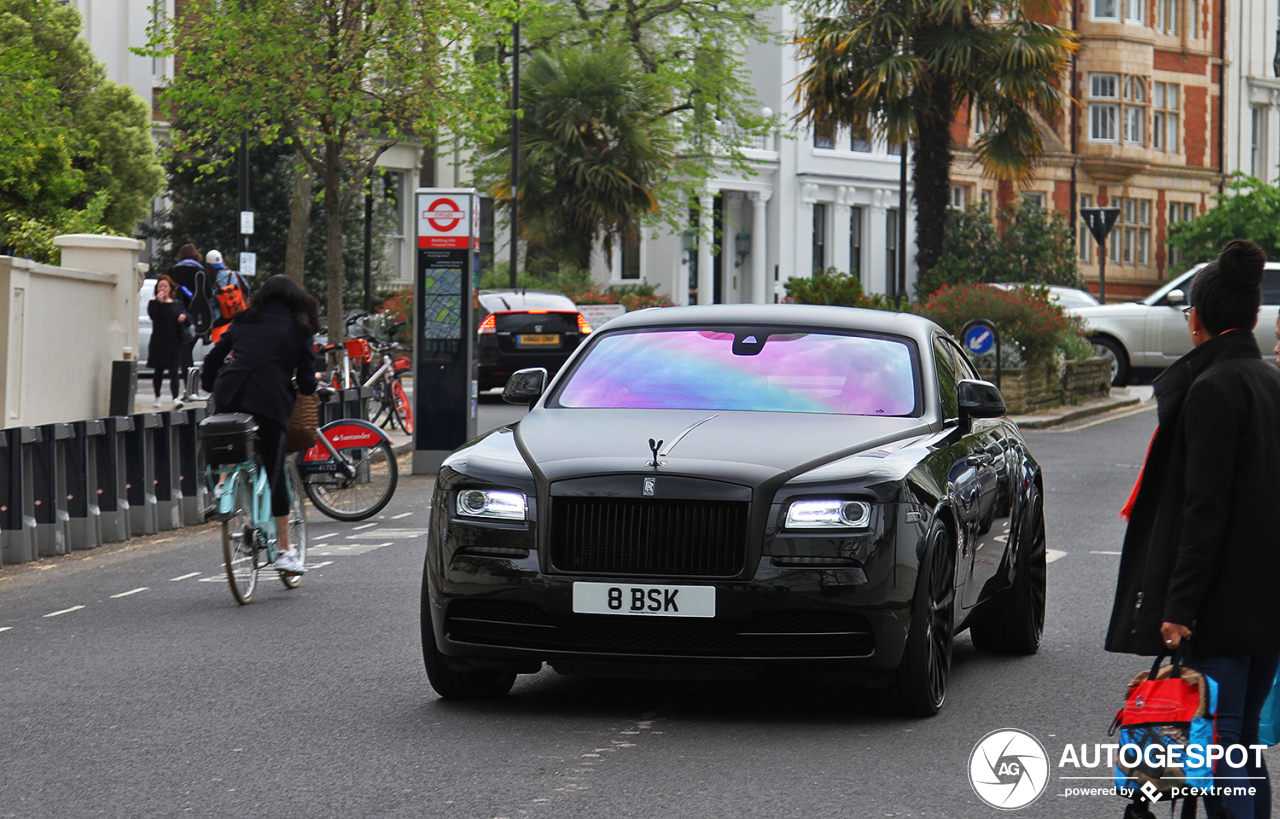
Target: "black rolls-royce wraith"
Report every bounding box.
[421,304,1047,715]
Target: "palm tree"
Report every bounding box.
[482,47,676,272]
[792,0,1076,279]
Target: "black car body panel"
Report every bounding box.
[476,289,589,390]
[424,304,1044,691]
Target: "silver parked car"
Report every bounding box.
[1066,263,1280,385]
[990,283,1100,310]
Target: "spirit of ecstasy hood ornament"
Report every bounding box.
[647,438,664,469]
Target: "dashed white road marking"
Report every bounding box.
[391,512,412,520]
[0,627,12,634]
[1091,550,1122,555]
[169,572,200,581]
[312,533,337,540]
[309,542,392,556]
[348,528,426,539]
[352,522,378,531]
[44,606,85,617]
[111,588,148,598]
[308,561,333,569]
[1046,549,1068,564]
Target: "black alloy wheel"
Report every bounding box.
[1091,335,1130,386]
[890,520,956,717]
[969,488,1047,655]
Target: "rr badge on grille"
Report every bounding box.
[643,477,656,496]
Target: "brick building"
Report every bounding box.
[950,0,1236,301]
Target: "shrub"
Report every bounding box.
[477,265,674,310]
[917,284,1076,368]
[784,267,908,310]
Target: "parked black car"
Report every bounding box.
[476,289,592,391]
[422,304,1046,715]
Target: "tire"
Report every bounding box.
[969,489,1047,655]
[366,382,391,427]
[1091,335,1130,387]
[279,460,308,590]
[391,380,414,435]
[889,520,956,717]
[221,478,258,605]
[303,432,398,522]
[421,609,516,700]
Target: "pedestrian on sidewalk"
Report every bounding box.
[1106,240,1280,819]
[147,275,191,408]
[166,244,206,390]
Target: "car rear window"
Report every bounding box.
[553,329,919,416]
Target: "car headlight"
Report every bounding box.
[785,500,872,529]
[456,488,528,522]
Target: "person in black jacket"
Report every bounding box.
[201,275,319,574]
[146,276,190,408]
[1107,240,1280,819]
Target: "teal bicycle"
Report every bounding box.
[199,413,309,605]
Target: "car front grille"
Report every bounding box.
[549,498,748,577]
[445,600,874,658]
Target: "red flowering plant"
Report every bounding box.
[917,284,1083,369]
[374,288,413,345]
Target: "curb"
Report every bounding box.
[1012,396,1144,430]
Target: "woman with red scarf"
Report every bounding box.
[1107,240,1280,819]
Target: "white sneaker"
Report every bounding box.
[151,398,162,408]
[173,399,184,410]
[274,550,305,574]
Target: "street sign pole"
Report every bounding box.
[1080,207,1121,305]
[413,188,480,474]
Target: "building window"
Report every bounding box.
[1092,0,1118,20]
[980,189,993,212]
[1123,77,1146,145]
[887,141,903,156]
[1111,197,1152,267]
[1079,194,1095,262]
[851,127,872,152]
[621,235,641,279]
[814,122,835,150]
[812,203,827,274]
[1090,74,1119,142]
[1252,107,1266,177]
[1156,0,1178,33]
[1168,202,1195,271]
[1021,192,1046,209]
[850,206,863,275]
[950,186,966,210]
[1153,82,1179,152]
[1123,0,1145,23]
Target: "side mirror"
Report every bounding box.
[957,379,1007,426]
[1165,289,1187,306]
[503,367,548,406]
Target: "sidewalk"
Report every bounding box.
[1008,385,1153,430]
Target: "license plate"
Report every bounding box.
[518,334,560,346]
[572,582,715,618]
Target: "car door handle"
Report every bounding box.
[966,452,993,467]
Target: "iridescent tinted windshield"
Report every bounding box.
[555,329,918,415]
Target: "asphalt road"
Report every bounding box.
[2,397,1269,818]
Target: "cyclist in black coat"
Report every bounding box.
[1106,240,1280,819]
[201,275,318,573]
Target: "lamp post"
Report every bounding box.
[509,7,520,289]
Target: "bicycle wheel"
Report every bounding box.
[391,379,414,435]
[366,380,391,427]
[221,477,259,604]
[280,459,308,589]
[303,423,399,521]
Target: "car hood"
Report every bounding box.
[512,408,933,485]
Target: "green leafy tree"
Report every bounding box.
[792,0,1076,277]
[145,0,506,338]
[1168,173,1280,271]
[919,201,1081,298]
[481,47,676,271]
[0,0,164,258]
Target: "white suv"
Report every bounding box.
[1067,263,1280,385]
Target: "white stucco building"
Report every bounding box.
[1225,0,1280,184]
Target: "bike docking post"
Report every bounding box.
[97,416,133,542]
[154,410,187,530]
[0,431,5,566]
[33,423,72,557]
[177,406,207,525]
[341,388,362,420]
[67,420,104,550]
[1,427,41,563]
[124,412,161,536]
[357,386,374,422]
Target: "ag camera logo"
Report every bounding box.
[968,728,1050,810]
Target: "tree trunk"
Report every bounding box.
[913,75,955,281]
[285,146,313,288]
[324,140,345,341]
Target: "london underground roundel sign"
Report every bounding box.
[418,194,473,249]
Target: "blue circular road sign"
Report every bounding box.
[965,324,994,355]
